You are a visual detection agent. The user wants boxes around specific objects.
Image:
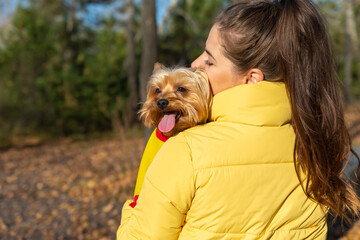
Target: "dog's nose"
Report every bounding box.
[157,99,169,110]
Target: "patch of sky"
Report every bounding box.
[0,0,172,27]
[79,0,172,28]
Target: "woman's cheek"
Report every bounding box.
[207,75,215,92]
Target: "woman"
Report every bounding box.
[117,0,360,239]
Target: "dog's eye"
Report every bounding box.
[177,87,186,93]
[155,88,161,94]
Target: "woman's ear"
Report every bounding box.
[246,68,264,84]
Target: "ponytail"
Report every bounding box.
[276,0,360,220]
[216,0,360,221]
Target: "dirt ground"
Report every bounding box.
[336,104,360,239]
[0,138,144,239]
[0,104,359,239]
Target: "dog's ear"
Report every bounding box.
[153,62,165,72]
[194,68,207,80]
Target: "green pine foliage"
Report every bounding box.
[0,0,358,141]
[0,1,129,139]
[318,0,360,99]
[158,0,227,66]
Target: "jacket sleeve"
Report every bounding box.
[117,133,194,240]
[134,129,164,197]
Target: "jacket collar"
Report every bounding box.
[210,81,291,127]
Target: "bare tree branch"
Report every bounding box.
[157,0,178,36]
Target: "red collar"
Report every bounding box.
[156,129,170,142]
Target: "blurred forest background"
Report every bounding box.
[0,0,231,147]
[0,0,360,239]
[0,0,358,146]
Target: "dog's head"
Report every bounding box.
[139,66,212,137]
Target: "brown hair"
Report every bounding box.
[216,0,360,220]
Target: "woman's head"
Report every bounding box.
[191,24,264,95]
[193,0,360,221]
[192,0,282,95]
[215,0,282,82]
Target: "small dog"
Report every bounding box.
[139,64,212,137]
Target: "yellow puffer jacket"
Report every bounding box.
[133,129,168,198]
[117,81,327,240]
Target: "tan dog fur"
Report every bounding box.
[139,64,212,137]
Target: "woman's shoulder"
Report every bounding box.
[164,122,234,167]
[167,120,295,170]
[170,122,225,147]
[159,123,223,158]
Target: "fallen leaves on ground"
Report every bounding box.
[342,221,360,240]
[0,104,359,239]
[330,103,360,239]
[0,137,143,239]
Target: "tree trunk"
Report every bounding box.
[139,0,157,141]
[343,0,357,104]
[351,0,360,97]
[158,0,179,36]
[63,0,78,107]
[126,0,138,126]
[111,96,126,140]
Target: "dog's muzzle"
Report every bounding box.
[157,99,169,110]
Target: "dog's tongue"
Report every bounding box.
[158,113,176,133]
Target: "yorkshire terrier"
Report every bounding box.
[139,64,212,137]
